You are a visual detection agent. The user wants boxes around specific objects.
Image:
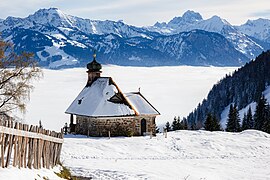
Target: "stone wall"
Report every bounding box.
[75,115,156,137]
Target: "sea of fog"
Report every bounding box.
[17,65,237,131]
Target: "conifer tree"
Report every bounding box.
[226,104,241,132]
[262,104,270,133]
[241,113,248,130]
[254,95,267,130]
[182,117,188,130]
[172,116,178,131]
[246,106,254,129]
[212,115,221,131]
[204,113,213,131]
[165,121,171,132]
[204,113,221,131]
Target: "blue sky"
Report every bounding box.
[0,0,269,26]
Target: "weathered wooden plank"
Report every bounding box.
[17,123,23,168]
[0,126,64,143]
[12,122,18,167]
[27,125,33,169]
[23,124,29,168]
[33,126,38,169]
[1,121,6,168]
[20,124,26,168]
[47,131,52,169]
[5,120,14,167]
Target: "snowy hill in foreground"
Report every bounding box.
[1,130,269,179]
[61,130,270,179]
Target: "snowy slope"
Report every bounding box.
[16,66,236,131]
[61,130,270,179]
[237,18,270,43]
[220,86,270,128]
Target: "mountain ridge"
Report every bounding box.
[0,8,269,68]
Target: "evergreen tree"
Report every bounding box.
[190,120,196,130]
[254,95,267,130]
[172,116,180,131]
[165,121,171,132]
[246,106,254,129]
[204,113,213,131]
[262,104,270,133]
[204,113,221,131]
[172,116,183,131]
[182,117,188,130]
[226,104,241,132]
[172,116,178,131]
[212,115,221,131]
[241,113,248,130]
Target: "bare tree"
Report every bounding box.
[0,39,42,114]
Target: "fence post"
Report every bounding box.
[0,121,63,169]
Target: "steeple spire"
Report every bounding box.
[86,50,102,86]
[87,50,102,72]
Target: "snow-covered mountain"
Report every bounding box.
[1,8,155,39]
[237,18,270,43]
[0,8,269,68]
[147,10,266,59]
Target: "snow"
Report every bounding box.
[220,86,270,127]
[36,44,79,68]
[124,93,159,115]
[128,55,142,61]
[17,66,236,131]
[66,77,135,117]
[61,130,270,179]
[0,166,63,180]
[237,18,270,42]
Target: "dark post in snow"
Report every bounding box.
[69,114,75,133]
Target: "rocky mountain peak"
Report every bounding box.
[182,10,203,22]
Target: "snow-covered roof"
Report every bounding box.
[65,77,160,117]
[65,77,135,117]
[124,92,160,116]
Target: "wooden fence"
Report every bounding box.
[0,120,64,169]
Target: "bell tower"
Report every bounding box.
[86,51,102,86]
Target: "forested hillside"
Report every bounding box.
[187,50,270,128]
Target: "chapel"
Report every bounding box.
[65,53,160,136]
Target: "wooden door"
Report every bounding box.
[141,119,146,136]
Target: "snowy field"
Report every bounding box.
[19,65,237,131]
[61,130,270,180]
[1,130,270,180]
